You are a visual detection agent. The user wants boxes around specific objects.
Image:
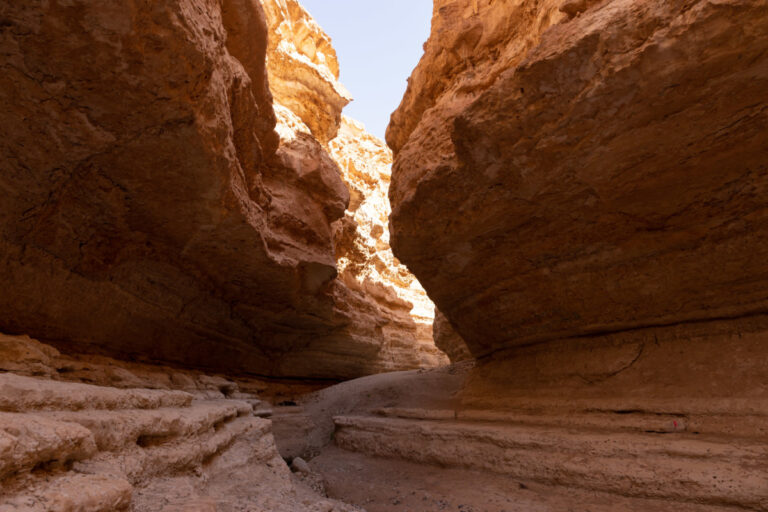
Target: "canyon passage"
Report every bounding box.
[1,0,767,510]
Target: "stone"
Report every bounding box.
[0,334,357,511]
[387,0,768,358]
[292,456,312,474]
[332,414,768,508]
[379,3,768,507]
[0,0,351,378]
[266,352,768,510]
[0,0,447,382]
[0,333,61,377]
[0,373,193,413]
[261,3,449,378]
[0,474,134,512]
[433,310,472,363]
[262,0,352,144]
[0,412,97,480]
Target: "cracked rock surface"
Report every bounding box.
[262,0,449,378]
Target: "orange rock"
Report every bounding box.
[388,0,768,358]
[433,310,471,363]
[262,2,449,377]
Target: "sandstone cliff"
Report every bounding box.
[262,0,448,377]
[0,0,445,380]
[262,0,351,144]
[384,3,768,506]
[388,0,768,358]
[0,0,350,376]
[325,117,448,375]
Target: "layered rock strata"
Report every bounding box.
[0,333,357,511]
[333,410,768,509]
[262,0,351,144]
[319,117,448,376]
[0,0,349,376]
[384,1,768,507]
[266,361,760,510]
[0,0,444,379]
[262,0,448,378]
[387,0,768,358]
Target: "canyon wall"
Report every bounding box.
[0,0,445,379]
[351,3,768,506]
[262,0,448,377]
[386,0,768,483]
[433,310,471,363]
[0,0,344,376]
[0,1,447,505]
[322,117,448,375]
[388,0,768,359]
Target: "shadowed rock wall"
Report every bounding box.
[388,0,768,358]
[0,0,348,377]
[0,0,445,379]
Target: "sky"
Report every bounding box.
[300,0,433,141]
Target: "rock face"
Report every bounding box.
[323,117,448,376]
[266,356,768,510]
[387,0,768,358]
[433,310,472,363]
[262,1,448,378]
[0,0,444,379]
[0,333,358,511]
[383,3,768,507]
[262,0,351,144]
[0,0,348,376]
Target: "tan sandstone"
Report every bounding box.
[0,333,359,511]
[380,0,768,508]
[262,0,448,378]
[0,0,445,381]
[0,0,351,377]
[388,0,768,358]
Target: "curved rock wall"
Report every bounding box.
[0,0,350,376]
[388,0,768,358]
[433,310,472,363]
[386,6,768,503]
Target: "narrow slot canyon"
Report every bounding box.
[0,0,767,511]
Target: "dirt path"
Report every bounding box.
[311,446,744,512]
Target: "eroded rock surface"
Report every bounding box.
[387,0,768,357]
[0,0,352,377]
[268,358,762,511]
[381,2,768,507]
[262,0,351,144]
[0,0,444,380]
[322,117,448,376]
[0,333,358,511]
[433,310,472,363]
[262,1,448,378]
